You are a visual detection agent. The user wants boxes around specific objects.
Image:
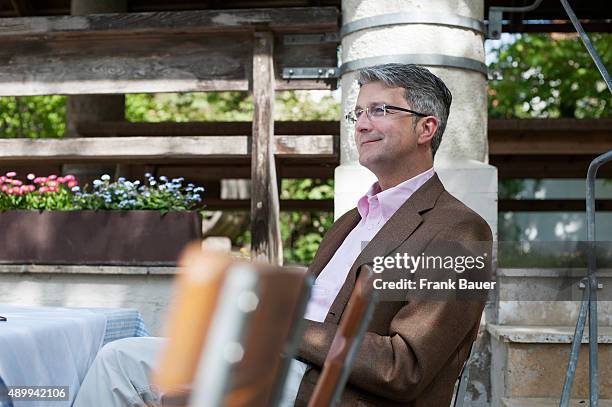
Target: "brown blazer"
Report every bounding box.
[295,174,493,407]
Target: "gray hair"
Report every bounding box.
[357,63,452,159]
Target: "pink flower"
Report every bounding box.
[39,187,49,193]
[12,180,22,186]
[0,176,5,183]
[27,173,35,180]
[48,175,57,180]
[64,174,76,182]
[10,187,21,196]
[33,177,43,184]
[48,186,58,193]
[1,185,8,193]
[58,177,65,184]
[5,171,16,177]
[67,180,78,188]
[47,180,58,188]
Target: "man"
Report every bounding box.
[73,63,492,406]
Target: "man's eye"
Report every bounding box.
[354,109,365,118]
[371,106,386,116]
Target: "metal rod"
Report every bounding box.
[585,151,612,406]
[559,0,612,94]
[559,281,589,407]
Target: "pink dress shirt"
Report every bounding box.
[304,167,435,322]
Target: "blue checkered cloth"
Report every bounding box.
[86,308,151,345]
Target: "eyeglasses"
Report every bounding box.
[345,104,428,125]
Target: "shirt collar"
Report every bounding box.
[357,167,435,221]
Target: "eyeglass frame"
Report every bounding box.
[345,103,429,125]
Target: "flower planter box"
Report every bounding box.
[0,210,202,266]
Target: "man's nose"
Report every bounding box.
[355,112,373,132]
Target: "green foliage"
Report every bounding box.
[280,179,334,264]
[488,33,611,119]
[126,92,253,122]
[125,90,340,122]
[0,96,66,138]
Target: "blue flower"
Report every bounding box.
[194,187,204,193]
[159,176,168,182]
[71,186,80,192]
[144,173,152,178]
[118,177,126,183]
[93,180,103,187]
[101,174,111,181]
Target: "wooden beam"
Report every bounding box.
[489,119,612,155]
[0,8,338,95]
[203,199,333,211]
[491,155,612,179]
[250,31,282,265]
[499,199,612,212]
[0,8,339,38]
[9,0,32,16]
[156,163,336,180]
[76,121,340,137]
[0,135,335,163]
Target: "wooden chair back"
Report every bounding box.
[308,265,378,407]
[154,245,312,407]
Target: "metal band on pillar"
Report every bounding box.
[340,54,488,76]
[341,12,485,37]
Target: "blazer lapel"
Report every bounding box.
[306,209,361,279]
[325,174,446,323]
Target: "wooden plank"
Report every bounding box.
[0,135,335,162]
[489,119,612,155]
[157,163,336,180]
[491,155,612,179]
[0,31,337,95]
[498,199,612,212]
[76,121,340,137]
[0,8,339,39]
[203,199,333,211]
[9,0,32,16]
[250,31,282,265]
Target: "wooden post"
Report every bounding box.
[251,31,282,266]
[63,0,127,189]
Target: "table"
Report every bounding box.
[0,305,150,407]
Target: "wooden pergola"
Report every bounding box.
[0,0,610,263]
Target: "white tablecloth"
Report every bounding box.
[0,305,149,407]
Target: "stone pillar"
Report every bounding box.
[338,0,497,239]
[64,0,127,188]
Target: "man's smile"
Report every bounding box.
[360,137,382,146]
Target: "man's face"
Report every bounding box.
[353,81,419,173]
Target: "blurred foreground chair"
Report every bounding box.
[308,266,378,407]
[154,245,312,407]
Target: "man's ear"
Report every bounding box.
[416,116,439,146]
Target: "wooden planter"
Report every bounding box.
[0,210,203,266]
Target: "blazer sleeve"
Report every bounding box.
[296,215,493,402]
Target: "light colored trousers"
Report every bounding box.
[72,337,165,407]
[72,337,304,407]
